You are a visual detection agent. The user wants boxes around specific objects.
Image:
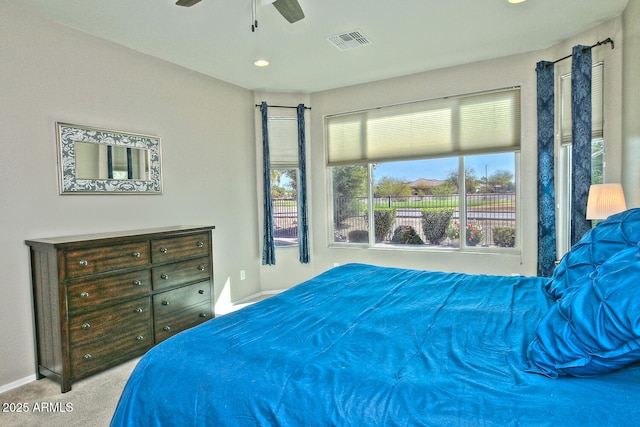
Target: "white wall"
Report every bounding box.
[623,0,640,207]
[0,4,262,390]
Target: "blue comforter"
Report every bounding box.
[111,263,640,426]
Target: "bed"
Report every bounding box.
[111,209,640,426]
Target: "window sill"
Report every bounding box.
[328,241,520,255]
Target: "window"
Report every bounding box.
[332,165,369,243]
[327,88,520,250]
[557,62,604,256]
[268,116,300,247]
[271,168,299,246]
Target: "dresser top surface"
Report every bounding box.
[25,225,215,248]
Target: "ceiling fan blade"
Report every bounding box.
[175,0,203,7]
[272,0,305,23]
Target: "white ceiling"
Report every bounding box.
[1,0,629,93]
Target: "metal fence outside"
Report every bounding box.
[273,193,516,247]
[273,199,299,245]
[333,193,516,247]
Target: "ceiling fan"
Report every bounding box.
[175,0,305,24]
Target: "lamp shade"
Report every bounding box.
[586,183,627,220]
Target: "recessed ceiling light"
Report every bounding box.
[254,59,269,67]
[508,0,526,3]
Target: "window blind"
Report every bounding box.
[268,116,299,167]
[326,88,521,166]
[560,62,604,145]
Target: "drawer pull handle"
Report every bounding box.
[160,247,168,254]
[161,273,169,280]
[136,335,145,341]
[79,260,89,266]
[197,241,204,248]
[198,289,205,295]
[83,354,93,360]
[132,252,141,258]
[163,326,171,331]
[162,300,169,306]
[199,313,208,318]
[133,280,142,286]
[80,292,89,298]
[135,307,144,313]
[198,265,206,271]
[82,322,91,330]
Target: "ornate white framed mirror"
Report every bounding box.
[56,123,162,194]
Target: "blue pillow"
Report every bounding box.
[545,208,640,300]
[527,245,640,378]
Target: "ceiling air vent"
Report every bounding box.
[326,30,371,51]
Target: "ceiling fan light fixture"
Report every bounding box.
[175,0,203,7]
[272,0,305,23]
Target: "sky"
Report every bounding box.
[373,153,515,183]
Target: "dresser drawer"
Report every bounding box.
[151,233,210,264]
[69,297,151,344]
[153,281,211,318]
[67,270,151,314]
[70,297,152,377]
[152,257,211,291]
[65,242,150,278]
[154,301,212,343]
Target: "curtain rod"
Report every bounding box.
[255,104,311,110]
[550,37,614,65]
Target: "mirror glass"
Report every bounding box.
[75,141,150,180]
[56,123,162,194]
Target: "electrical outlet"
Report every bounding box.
[240,270,246,280]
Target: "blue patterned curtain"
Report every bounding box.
[536,61,556,277]
[261,102,276,265]
[297,104,310,263]
[570,46,592,245]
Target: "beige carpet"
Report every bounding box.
[0,299,270,427]
[0,358,139,427]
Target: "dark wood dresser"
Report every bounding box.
[25,226,215,392]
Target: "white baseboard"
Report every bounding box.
[233,289,283,305]
[0,374,37,394]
